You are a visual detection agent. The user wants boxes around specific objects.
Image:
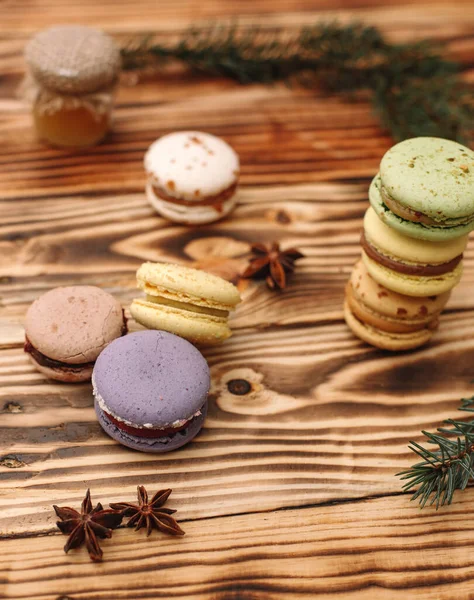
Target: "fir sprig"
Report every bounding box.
[120,22,474,142]
[398,395,474,509]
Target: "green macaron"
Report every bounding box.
[370,137,474,242]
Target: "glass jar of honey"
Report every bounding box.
[23,25,121,148]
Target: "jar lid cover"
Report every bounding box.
[25,25,121,94]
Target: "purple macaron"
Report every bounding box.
[92,330,210,452]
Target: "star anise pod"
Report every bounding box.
[110,486,185,537]
[53,489,123,562]
[242,242,305,290]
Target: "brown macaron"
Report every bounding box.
[344,260,450,351]
[25,286,127,382]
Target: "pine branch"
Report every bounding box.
[120,22,474,142]
[397,395,474,509]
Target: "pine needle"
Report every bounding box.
[120,22,474,142]
[397,395,474,508]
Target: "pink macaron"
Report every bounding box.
[24,286,127,382]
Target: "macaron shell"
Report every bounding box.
[136,262,241,310]
[362,251,463,297]
[344,301,434,351]
[369,175,474,241]
[92,330,210,427]
[346,285,436,334]
[379,137,474,220]
[364,206,468,264]
[130,299,231,345]
[144,131,239,201]
[25,286,124,364]
[27,355,93,383]
[96,399,208,453]
[146,182,237,225]
[350,259,450,319]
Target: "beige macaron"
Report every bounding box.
[344,302,435,351]
[130,262,241,345]
[344,260,449,351]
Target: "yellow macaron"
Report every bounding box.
[362,250,463,297]
[361,207,466,297]
[130,262,241,345]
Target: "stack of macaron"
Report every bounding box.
[345,137,474,351]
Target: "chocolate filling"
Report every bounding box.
[24,338,95,372]
[24,310,128,372]
[361,232,462,276]
[151,181,237,213]
[380,185,473,228]
[103,410,198,439]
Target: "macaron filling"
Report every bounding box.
[345,302,437,342]
[349,306,436,337]
[144,294,229,318]
[151,181,238,214]
[101,407,203,438]
[24,337,95,371]
[380,185,474,228]
[346,283,438,333]
[141,281,234,312]
[360,232,463,276]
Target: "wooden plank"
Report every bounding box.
[2,0,474,597]
[2,1,474,36]
[0,84,390,199]
[3,491,474,599]
[2,310,474,535]
[1,183,474,338]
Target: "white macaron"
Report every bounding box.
[144,131,240,225]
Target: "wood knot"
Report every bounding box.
[227,379,252,396]
[212,368,305,416]
[276,210,291,224]
[3,401,23,413]
[0,454,26,468]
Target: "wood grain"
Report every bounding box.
[2,0,474,598]
[4,491,474,600]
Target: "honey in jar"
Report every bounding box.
[24,25,121,148]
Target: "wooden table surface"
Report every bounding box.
[2,1,474,598]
